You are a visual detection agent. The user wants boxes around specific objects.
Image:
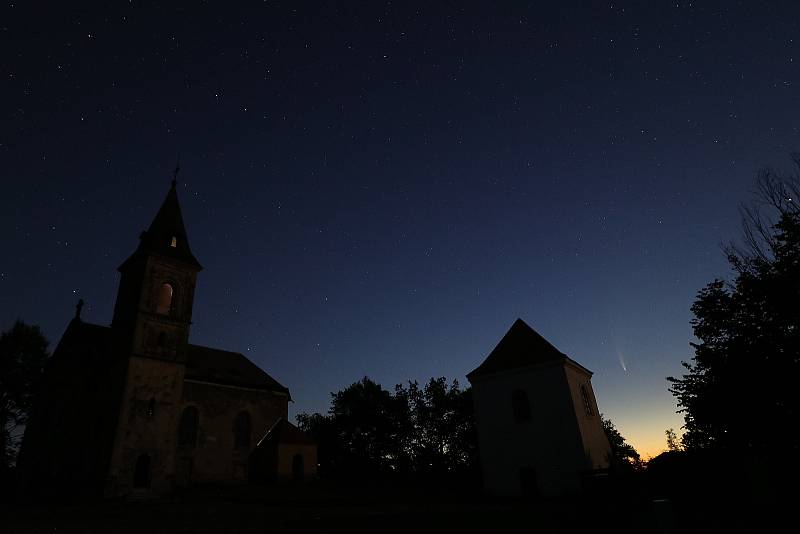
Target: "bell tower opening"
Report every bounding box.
[156,283,174,315]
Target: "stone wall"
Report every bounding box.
[563,363,611,470]
[105,355,186,496]
[471,362,588,496]
[276,443,317,481]
[178,380,288,483]
[17,323,127,497]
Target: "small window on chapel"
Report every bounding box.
[170,236,177,248]
[147,397,156,417]
[156,283,174,315]
[512,389,531,423]
[234,411,251,449]
[580,385,594,417]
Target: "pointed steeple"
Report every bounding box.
[120,180,202,271]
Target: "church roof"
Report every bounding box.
[53,319,115,364]
[53,320,289,396]
[258,418,315,446]
[185,344,290,397]
[467,318,589,380]
[119,181,202,270]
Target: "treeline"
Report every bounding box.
[651,157,800,526]
[296,377,479,486]
[668,158,800,463]
[0,321,49,478]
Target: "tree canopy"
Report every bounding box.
[665,428,683,452]
[601,415,641,470]
[0,320,49,470]
[668,158,800,457]
[296,376,478,484]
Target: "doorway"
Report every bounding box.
[133,454,151,488]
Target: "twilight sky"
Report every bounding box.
[3,2,799,457]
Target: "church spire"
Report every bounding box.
[172,157,180,189]
[119,176,202,271]
[113,168,201,335]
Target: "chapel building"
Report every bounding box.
[19,179,315,497]
[467,318,611,496]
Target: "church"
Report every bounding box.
[18,179,316,497]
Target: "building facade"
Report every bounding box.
[19,179,315,497]
[467,318,611,496]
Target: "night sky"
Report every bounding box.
[3,2,799,457]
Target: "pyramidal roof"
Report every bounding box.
[120,180,202,270]
[467,318,589,379]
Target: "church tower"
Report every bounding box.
[112,178,202,358]
[106,178,203,494]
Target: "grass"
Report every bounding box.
[3,479,689,533]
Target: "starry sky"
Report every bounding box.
[3,2,799,458]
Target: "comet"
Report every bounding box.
[617,351,628,373]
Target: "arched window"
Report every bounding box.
[178,406,199,448]
[133,453,151,488]
[233,411,251,449]
[156,283,174,315]
[512,389,531,422]
[170,236,177,248]
[580,385,594,417]
[146,397,156,418]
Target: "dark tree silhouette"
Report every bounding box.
[297,376,478,484]
[600,415,641,470]
[399,378,478,477]
[668,156,800,457]
[294,411,342,477]
[665,428,683,452]
[329,376,410,476]
[0,320,49,470]
[297,377,411,478]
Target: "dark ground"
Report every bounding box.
[1,478,768,534]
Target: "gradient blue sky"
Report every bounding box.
[3,2,799,457]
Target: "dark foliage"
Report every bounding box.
[600,415,641,471]
[665,428,683,452]
[297,376,478,486]
[647,159,800,527]
[668,157,800,459]
[0,320,49,471]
